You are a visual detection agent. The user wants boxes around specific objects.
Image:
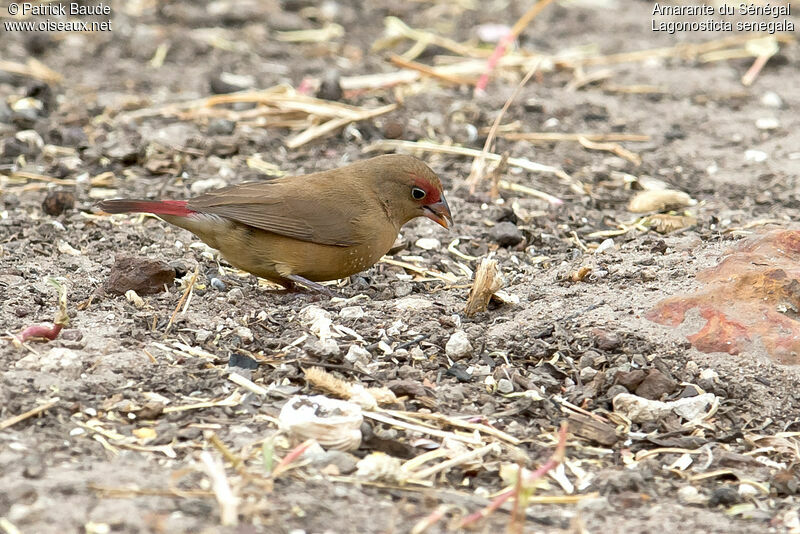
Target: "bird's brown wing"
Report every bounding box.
[187,181,361,247]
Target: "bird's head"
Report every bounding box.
[366,154,453,230]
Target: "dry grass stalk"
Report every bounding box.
[199,451,239,526]
[0,398,60,431]
[386,410,522,445]
[560,33,793,68]
[374,17,487,61]
[228,372,268,396]
[164,266,198,336]
[364,411,483,446]
[379,257,460,283]
[465,257,505,317]
[275,23,344,43]
[578,136,642,165]
[116,86,396,148]
[365,139,578,197]
[408,443,499,481]
[468,58,542,193]
[496,132,649,143]
[389,55,475,85]
[0,58,62,83]
[162,392,242,414]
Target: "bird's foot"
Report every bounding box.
[285,275,340,297]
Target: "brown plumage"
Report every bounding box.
[96,154,452,292]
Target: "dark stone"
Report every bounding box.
[317,69,343,101]
[104,255,175,295]
[489,221,523,247]
[207,118,236,136]
[635,369,677,400]
[41,190,75,216]
[593,329,621,351]
[383,121,404,139]
[229,352,259,371]
[709,485,740,506]
[615,369,647,390]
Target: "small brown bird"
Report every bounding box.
[97,154,452,293]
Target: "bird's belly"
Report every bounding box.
[216,227,397,283]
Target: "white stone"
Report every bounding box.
[755,117,779,130]
[339,306,365,320]
[612,392,717,423]
[345,345,371,364]
[497,378,514,394]
[744,149,768,162]
[415,237,441,251]
[234,326,254,343]
[761,91,783,108]
[594,238,615,255]
[445,331,473,360]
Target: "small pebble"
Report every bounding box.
[345,345,370,364]
[393,282,413,298]
[490,221,523,247]
[580,367,598,382]
[234,326,254,343]
[414,237,441,250]
[497,378,514,394]
[383,121,404,139]
[339,306,365,320]
[227,287,245,302]
[761,91,783,108]
[595,238,615,255]
[104,256,175,295]
[755,117,779,130]
[207,118,236,136]
[210,278,227,291]
[42,190,75,216]
[317,69,343,101]
[745,149,768,162]
[445,331,473,360]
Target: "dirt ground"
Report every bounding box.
[2,1,800,533]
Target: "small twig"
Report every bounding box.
[578,136,641,165]
[164,266,198,336]
[389,55,474,86]
[207,432,245,473]
[199,451,239,526]
[409,444,498,481]
[495,132,650,143]
[0,398,60,431]
[365,411,483,445]
[468,58,543,193]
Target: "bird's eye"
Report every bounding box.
[411,187,427,200]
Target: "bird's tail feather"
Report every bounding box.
[96,199,194,217]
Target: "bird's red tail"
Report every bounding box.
[96,199,195,217]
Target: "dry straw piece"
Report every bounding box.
[465,257,505,317]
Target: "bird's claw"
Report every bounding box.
[285,275,341,297]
